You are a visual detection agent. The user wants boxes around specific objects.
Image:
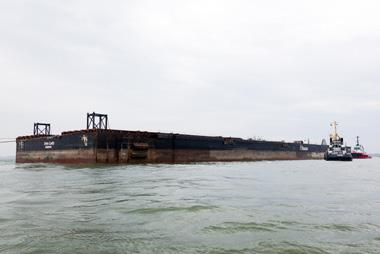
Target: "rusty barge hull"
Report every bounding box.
[16,129,328,164]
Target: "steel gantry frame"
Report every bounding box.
[33,123,51,136]
[87,112,108,130]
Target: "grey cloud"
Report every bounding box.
[0,0,379,155]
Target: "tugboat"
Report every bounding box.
[324,121,353,161]
[352,136,372,159]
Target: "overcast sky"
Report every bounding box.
[1,0,379,155]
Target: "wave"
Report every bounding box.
[203,221,287,233]
[127,205,217,214]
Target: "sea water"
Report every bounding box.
[0,158,379,253]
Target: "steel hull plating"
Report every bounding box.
[16,129,328,164]
[324,153,353,161]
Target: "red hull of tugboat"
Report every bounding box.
[352,152,371,159]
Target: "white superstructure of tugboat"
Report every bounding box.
[324,121,352,161]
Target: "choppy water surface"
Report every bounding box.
[0,158,379,254]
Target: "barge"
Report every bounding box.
[16,113,328,164]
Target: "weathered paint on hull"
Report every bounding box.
[16,148,325,164]
[16,149,96,164]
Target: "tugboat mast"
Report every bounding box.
[330,121,340,142]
